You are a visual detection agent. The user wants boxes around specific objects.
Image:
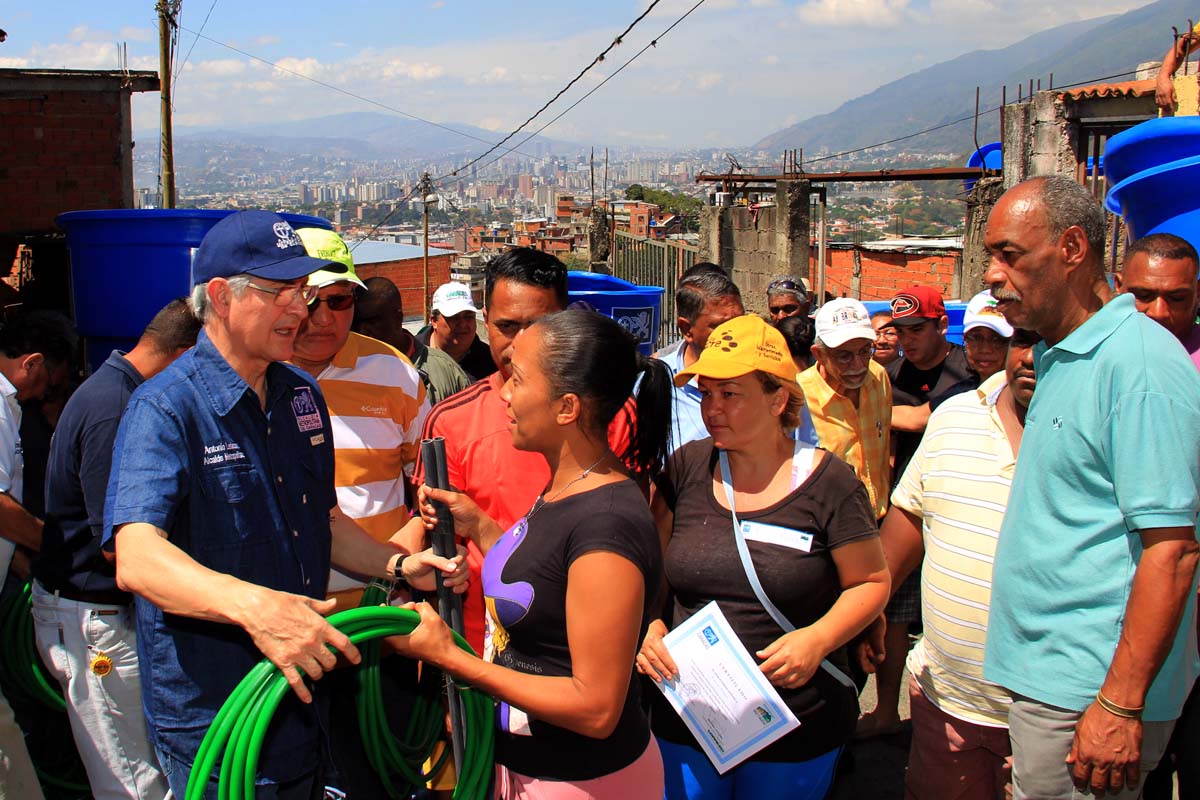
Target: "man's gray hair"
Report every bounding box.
[1030,176,1107,265]
[190,275,252,323]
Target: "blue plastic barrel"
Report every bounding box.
[1104,118,1200,255]
[567,271,665,356]
[963,142,1002,193]
[861,299,967,345]
[56,209,333,371]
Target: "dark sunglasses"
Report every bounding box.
[769,303,800,316]
[308,293,356,311]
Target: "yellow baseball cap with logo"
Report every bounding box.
[296,227,367,290]
[673,314,801,391]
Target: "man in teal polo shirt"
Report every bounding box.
[982,175,1200,800]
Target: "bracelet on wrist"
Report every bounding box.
[1095,691,1143,719]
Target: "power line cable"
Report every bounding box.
[175,0,219,82]
[801,68,1141,166]
[448,0,663,177]
[352,0,708,246]
[446,0,708,181]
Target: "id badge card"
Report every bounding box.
[739,521,813,553]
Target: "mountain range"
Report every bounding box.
[171,111,577,163]
[753,0,1194,157]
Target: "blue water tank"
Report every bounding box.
[1104,117,1200,257]
[567,271,665,356]
[56,209,333,371]
[963,142,1003,193]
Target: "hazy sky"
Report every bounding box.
[3,0,1148,149]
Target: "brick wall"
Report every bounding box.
[0,71,157,236]
[814,245,961,302]
[357,253,454,317]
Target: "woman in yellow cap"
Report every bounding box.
[636,313,890,800]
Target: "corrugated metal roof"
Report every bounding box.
[1061,79,1155,100]
[858,237,962,252]
[349,240,457,263]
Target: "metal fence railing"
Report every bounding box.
[611,231,698,349]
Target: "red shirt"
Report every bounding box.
[416,371,635,654]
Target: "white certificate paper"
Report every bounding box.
[654,601,799,773]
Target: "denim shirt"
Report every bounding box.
[104,331,336,781]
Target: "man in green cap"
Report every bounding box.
[292,227,430,596]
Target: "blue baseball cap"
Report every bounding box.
[191,210,346,286]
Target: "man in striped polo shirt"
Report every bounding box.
[867,327,1040,799]
[293,227,430,607]
[292,227,432,795]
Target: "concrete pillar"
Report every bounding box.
[851,248,863,299]
[1002,102,1032,187]
[960,176,1005,297]
[699,181,811,316]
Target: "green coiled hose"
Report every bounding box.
[0,581,97,796]
[186,604,494,800]
[353,583,452,798]
[0,581,66,712]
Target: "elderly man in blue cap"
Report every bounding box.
[102,211,465,799]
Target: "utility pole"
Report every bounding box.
[419,172,436,324]
[606,149,616,271]
[156,0,177,208]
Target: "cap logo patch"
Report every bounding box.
[273,221,302,250]
[710,332,740,352]
[830,307,865,326]
[891,293,919,317]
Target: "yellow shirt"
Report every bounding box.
[798,359,892,518]
[316,333,430,603]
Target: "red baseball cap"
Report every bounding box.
[885,286,946,327]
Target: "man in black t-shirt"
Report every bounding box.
[857,285,971,740]
[883,286,972,477]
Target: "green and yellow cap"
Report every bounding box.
[296,227,367,290]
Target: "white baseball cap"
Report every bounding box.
[964,290,1014,338]
[814,298,875,349]
[431,282,478,318]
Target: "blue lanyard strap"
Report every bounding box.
[717,443,854,689]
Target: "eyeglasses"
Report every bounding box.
[246,280,318,307]
[769,303,800,316]
[308,293,356,311]
[964,331,1010,350]
[829,345,875,368]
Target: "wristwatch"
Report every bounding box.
[388,553,410,587]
